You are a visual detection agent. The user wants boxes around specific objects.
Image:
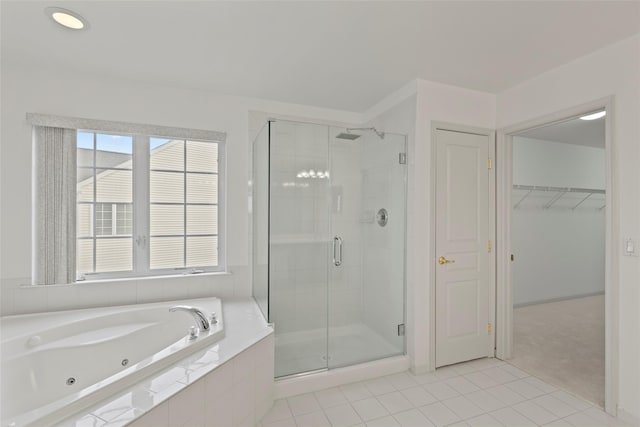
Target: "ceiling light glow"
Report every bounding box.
[580,111,606,121]
[46,7,87,30]
[296,169,331,180]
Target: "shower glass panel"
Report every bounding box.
[252,123,269,319]
[327,127,406,368]
[269,121,330,377]
[255,119,406,378]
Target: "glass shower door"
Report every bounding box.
[327,127,406,368]
[269,120,330,377]
[266,120,406,378]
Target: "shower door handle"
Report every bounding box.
[333,236,343,266]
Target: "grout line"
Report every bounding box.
[264,361,602,427]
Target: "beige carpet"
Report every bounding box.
[510,294,605,407]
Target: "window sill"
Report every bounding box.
[24,271,232,288]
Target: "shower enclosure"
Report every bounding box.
[252,119,406,377]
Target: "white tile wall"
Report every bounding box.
[0,265,248,316]
[81,333,274,427]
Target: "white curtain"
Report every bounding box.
[33,126,77,285]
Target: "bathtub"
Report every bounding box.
[1,297,224,427]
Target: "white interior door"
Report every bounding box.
[435,128,492,368]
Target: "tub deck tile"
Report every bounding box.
[143,366,192,393]
[101,408,144,427]
[42,299,273,427]
[55,414,106,427]
[89,393,137,423]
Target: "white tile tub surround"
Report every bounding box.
[0,265,249,316]
[2,297,225,427]
[261,359,633,427]
[52,298,274,427]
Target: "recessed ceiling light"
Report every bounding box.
[580,111,606,121]
[45,7,88,30]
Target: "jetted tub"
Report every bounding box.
[1,297,224,427]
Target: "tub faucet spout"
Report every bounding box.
[169,305,210,331]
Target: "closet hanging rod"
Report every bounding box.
[513,185,606,210]
[512,184,605,194]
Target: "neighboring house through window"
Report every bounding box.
[76,130,224,280]
[94,203,133,236]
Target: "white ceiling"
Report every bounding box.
[1,1,639,112]
[518,114,606,148]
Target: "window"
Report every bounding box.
[95,203,113,236]
[114,203,133,235]
[94,203,133,236]
[149,138,219,270]
[76,131,223,279]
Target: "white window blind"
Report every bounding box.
[33,126,77,285]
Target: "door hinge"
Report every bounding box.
[488,240,492,253]
[398,324,406,336]
[488,323,492,335]
[488,159,492,169]
[399,153,407,165]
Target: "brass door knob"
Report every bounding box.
[438,256,455,265]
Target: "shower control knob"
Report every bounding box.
[376,208,389,227]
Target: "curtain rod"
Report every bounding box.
[26,113,226,142]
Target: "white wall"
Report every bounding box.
[513,137,606,189]
[364,80,497,373]
[414,80,497,373]
[0,64,361,316]
[512,137,605,306]
[498,35,640,421]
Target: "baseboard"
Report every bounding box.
[514,291,604,308]
[274,355,410,399]
[410,363,432,375]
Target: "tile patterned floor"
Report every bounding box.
[259,358,631,427]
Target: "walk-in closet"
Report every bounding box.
[510,113,606,406]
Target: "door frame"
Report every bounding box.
[429,122,496,371]
[495,97,617,414]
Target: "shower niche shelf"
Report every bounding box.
[270,235,330,245]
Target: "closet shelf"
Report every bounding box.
[512,184,606,210]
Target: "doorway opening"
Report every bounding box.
[496,98,615,414]
[510,113,606,406]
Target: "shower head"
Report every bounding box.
[335,132,362,140]
[335,127,385,140]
